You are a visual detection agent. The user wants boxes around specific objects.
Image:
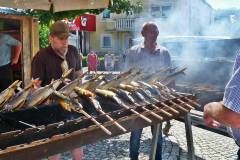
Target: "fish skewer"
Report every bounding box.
[111,83,174,119]
[119,69,142,85]
[73,104,112,135]
[0,112,41,130]
[114,84,174,118]
[170,91,201,108]
[58,71,87,96]
[98,68,133,90]
[25,69,72,108]
[142,67,177,83]
[120,80,181,115]
[105,78,172,121]
[88,97,127,132]
[80,73,105,91]
[138,84,190,113]
[132,89,174,118]
[130,80,189,113]
[127,89,165,120]
[74,88,127,132]
[95,89,152,123]
[156,87,193,111]
[154,82,196,110]
[53,91,112,135]
[2,78,39,111]
[158,67,187,83]
[110,88,164,121]
[0,80,22,108]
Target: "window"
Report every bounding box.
[151,5,171,18]
[151,5,161,17]
[162,6,171,17]
[102,9,111,19]
[101,34,112,48]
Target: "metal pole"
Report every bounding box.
[189,0,192,35]
[184,113,195,160]
[150,123,161,160]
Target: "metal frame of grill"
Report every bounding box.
[0,93,198,160]
[0,68,199,160]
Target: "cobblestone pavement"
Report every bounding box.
[59,120,238,160]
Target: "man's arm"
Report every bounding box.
[74,49,83,78]
[31,52,45,86]
[204,101,240,128]
[11,44,22,65]
[74,70,83,78]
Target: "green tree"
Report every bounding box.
[24,0,143,48]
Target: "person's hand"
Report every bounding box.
[203,104,221,128]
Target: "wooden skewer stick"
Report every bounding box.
[157,96,180,114]
[132,99,164,120]
[58,98,112,135]
[88,97,127,132]
[120,103,152,123]
[137,104,163,121]
[183,97,200,107]
[169,100,189,112]
[95,89,152,124]
[175,99,195,110]
[155,82,199,109]
[73,108,112,135]
[153,102,174,116]
[166,93,195,110]
[135,92,178,116]
[160,90,195,110]
[97,109,127,132]
[157,97,180,114]
[172,92,201,108]
[145,95,180,115]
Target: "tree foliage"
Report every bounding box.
[24,0,143,48]
[26,0,143,25]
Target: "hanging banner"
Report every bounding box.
[75,14,96,31]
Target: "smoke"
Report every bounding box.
[127,1,240,90]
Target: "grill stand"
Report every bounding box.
[150,123,161,160]
[184,113,195,160]
[150,113,195,160]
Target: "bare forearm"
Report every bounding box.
[12,45,22,64]
[74,70,83,78]
[204,102,240,128]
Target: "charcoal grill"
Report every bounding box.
[0,89,198,160]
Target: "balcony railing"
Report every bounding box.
[114,18,135,31]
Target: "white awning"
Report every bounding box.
[0,0,109,12]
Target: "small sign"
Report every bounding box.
[75,14,96,31]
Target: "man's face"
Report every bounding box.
[49,35,69,56]
[142,25,159,43]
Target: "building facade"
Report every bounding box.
[86,0,213,55]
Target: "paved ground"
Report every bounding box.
[59,120,238,160]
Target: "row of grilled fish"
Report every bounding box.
[0,66,187,114]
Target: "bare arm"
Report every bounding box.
[11,44,22,65]
[204,101,240,128]
[74,70,83,78]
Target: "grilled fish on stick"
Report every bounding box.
[2,78,39,111]
[53,91,112,135]
[25,69,72,108]
[79,95,127,133]
[95,89,152,123]
[0,80,22,108]
[59,71,87,96]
